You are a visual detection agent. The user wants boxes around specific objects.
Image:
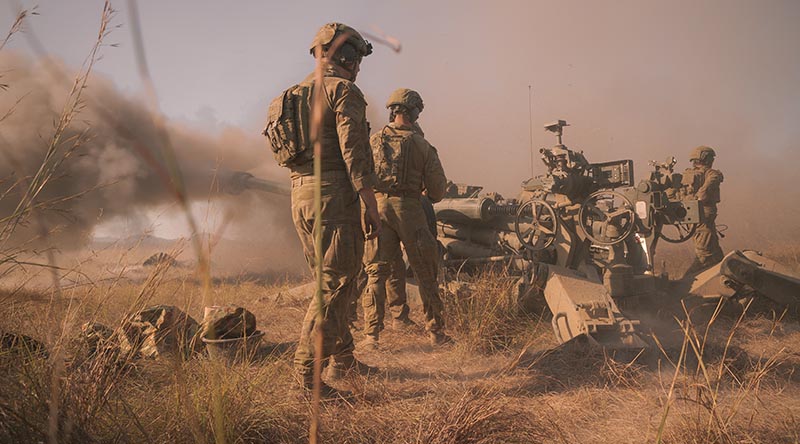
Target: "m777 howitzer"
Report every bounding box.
[435,120,800,349]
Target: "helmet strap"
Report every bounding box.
[320,55,359,81]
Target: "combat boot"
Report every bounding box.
[391,315,418,331]
[357,334,379,351]
[326,355,378,381]
[298,373,353,401]
[429,331,454,347]
[311,382,354,401]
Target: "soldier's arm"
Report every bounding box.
[696,169,722,203]
[332,81,381,238]
[333,81,377,192]
[368,132,382,168]
[422,143,447,203]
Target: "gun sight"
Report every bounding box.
[544,120,569,145]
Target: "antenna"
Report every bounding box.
[528,85,534,176]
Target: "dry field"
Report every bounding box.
[1,5,799,443]
[1,241,799,444]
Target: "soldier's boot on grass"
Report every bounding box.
[298,373,353,401]
[429,331,454,347]
[392,315,418,331]
[357,334,379,351]
[326,354,378,381]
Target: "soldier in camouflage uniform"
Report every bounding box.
[378,195,439,331]
[360,88,450,349]
[346,193,437,333]
[285,23,381,397]
[682,145,724,276]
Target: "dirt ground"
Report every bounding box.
[1,239,799,443]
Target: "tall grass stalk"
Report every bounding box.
[655,297,788,443]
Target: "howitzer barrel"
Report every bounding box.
[434,198,518,224]
[225,172,290,196]
[244,176,290,196]
[434,198,496,223]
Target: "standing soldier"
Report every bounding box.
[682,145,724,276]
[379,195,438,330]
[346,192,436,335]
[360,88,450,349]
[264,22,381,398]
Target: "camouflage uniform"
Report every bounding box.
[385,252,410,319]
[683,146,724,275]
[348,249,409,326]
[365,194,439,329]
[363,117,448,343]
[349,195,437,329]
[355,124,435,331]
[290,61,377,380]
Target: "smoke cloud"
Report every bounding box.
[0,51,299,268]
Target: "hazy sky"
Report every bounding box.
[2,0,799,242]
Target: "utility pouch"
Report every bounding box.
[681,168,704,196]
[264,83,314,167]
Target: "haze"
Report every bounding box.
[1,0,798,248]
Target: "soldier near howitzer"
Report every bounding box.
[265,23,381,398]
[382,195,439,329]
[682,145,724,276]
[360,88,451,349]
[348,194,438,331]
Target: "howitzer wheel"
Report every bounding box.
[578,190,636,246]
[658,222,697,244]
[514,199,559,251]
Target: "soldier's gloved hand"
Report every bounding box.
[364,206,382,240]
[358,187,382,240]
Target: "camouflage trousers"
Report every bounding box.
[363,196,443,338]
[686,208,724,276]
[351,250,411,334]
[290,176,363,378]
[383,252,411,320]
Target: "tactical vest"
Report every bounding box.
[373,127,414,193]
[681,168,705,197]
[264,82,316,167]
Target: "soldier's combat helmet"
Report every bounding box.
[690,145,716,163]
[385,88,424,112]
[309,23,373,59]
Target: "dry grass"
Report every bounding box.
[443,269,549,354]
[2,251,799,443]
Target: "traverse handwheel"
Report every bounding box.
[514,199,559,251]
[578,190,636,246]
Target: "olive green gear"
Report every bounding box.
[309,22,373,57]
[690,145,716,162]
[385,88,424,111]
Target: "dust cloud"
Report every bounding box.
[0,51,303,271]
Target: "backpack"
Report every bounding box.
[373,127,415,191]
[263,83,314,167]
